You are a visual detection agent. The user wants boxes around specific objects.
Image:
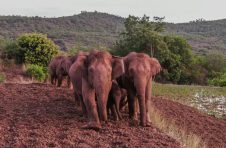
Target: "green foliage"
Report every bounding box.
[202,54,226,78]
[113,15,165,56]
[17,33,59,67]
[208,73,226,87]
[114,15,193,83]
[68,43,91,55]
[0,73,5,83]
[26,64,46,82]
[0,39,24,63]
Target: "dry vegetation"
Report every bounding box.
[149,103,205,148]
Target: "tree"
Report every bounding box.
[113,15,165,56]
[0,39,24,64]
[113,15,193,83]
[202,54,226,78]
[17,33,59,67]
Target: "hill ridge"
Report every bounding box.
[0,11,226,56]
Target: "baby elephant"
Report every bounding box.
[107,80,127,121]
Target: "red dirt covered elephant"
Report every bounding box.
[69,50,125,129]
[117,52,161,126]
[49,55,76,87]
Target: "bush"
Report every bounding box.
[17,33,59,67]
[208,73,226,87]
[0,73,5,83]
[26,64,46,82]
[0,39,24,64]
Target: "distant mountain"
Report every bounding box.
[0,11,125,50]
[0,11,226,57]
[166,19,226,57]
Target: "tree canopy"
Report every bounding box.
[113,15,193,83]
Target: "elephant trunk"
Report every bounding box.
[134,76,147,126]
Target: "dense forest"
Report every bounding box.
[0,11,226,57]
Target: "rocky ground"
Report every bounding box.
[0,83,180,148]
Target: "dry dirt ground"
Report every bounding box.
[0,83,180,148]
[152,97,226,148]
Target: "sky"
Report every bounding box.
[0,0,225,23]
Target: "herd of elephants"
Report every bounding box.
[49,50,161,130]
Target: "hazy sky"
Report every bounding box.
[0,0,225,23]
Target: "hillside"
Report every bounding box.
[0,12,125,50]
[0,12,226,57]
[166,19,226,56]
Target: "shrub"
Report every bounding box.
[0,39,24,64]
[26,64,46,82]
[0,73,5,83]
[17,33,59,67]
[208,73,226,87]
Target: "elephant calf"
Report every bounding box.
[107,80,127,121]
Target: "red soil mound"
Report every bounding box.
[152,97,226,148]
[0,83,180,147]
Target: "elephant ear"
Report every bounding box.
[112,56,125,79]
[149,58,161,76]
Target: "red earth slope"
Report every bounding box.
[0,83,180,148]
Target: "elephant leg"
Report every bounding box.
[73,91,80,106]
[145,77,153,126]
[79,95,87,117]
[82,78,101,130]
[96,93,108,122]
[119,97,127,111]
[137,94,146,126]
[115,96,122,120]
[110,104,118,121]
[127,89,137,120]
[51,74,55,85]
[57,74,63,87]
[67,76,71,88]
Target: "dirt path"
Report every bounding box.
[152,97,226,148]
[0,83,180,148]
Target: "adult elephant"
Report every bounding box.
[49,55,76,87]
[70,50,124,129]
[117,52,161,127]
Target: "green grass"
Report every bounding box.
[153,83,226,119]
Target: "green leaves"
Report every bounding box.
[26,64,46,82]
[113,15,193,84]
[17,33,59,67]
[208,73,226,87]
